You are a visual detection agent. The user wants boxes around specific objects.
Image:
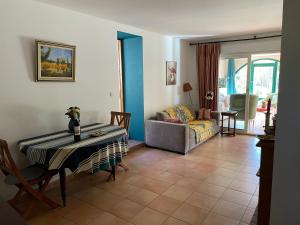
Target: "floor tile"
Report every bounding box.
[131,207,168,225]
[141,178,173,194]
[241,207,256,224]
[162,217,190,225]
[221,189,252,206]
[175,177,203,191]
[109,199,144,221]
[248,196,258,209]
[156,171,183,184]
[162,185,193,201]
[202,213,240,225]
[229,180,257,194]
[125,175,152,187]
[62,202,104,225]
[212,199,247,220]
[186,192,218,210]
[27,211,77,225]
[211,168,238,178]
[172,203,208,225]
[148,195,182,215]
[75,187,124,211]
[127,188,158,206]
[204,175,233,187]
[196,182,226,198]
[109,183,141,198]
[86,211,127,225]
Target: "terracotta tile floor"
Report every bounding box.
[24,135,259,225]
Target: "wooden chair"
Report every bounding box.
[0,139,60,218]
[110,111,131,172]
[110,111,131,133]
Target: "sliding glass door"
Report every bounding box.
[218,57,249,132]
[218,53,280,134]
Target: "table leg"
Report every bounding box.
[221,115,224,136]
[112,165,116,181]
[228,116,231,133]
[59,168,66,207]
[234,116,236,136]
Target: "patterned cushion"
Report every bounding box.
[189,119,217,143]
[175,105,194,123]
[165,107,177,119]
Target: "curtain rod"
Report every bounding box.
[189,34,282,46]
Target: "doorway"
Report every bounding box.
[218,53,280,134]
[117,31,145,141]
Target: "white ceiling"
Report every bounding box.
[35,0,283,38]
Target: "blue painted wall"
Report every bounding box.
[118,32,144,141]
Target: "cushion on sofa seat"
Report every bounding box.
[188,119,218,144]
[189,119,217,129]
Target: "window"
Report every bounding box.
[235,59,280,99]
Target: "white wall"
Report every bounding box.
[186,37,282,108]
[0,0,178,198]
[270,1,300,224]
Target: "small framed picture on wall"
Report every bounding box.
[166,61,177,85]
[36,40,76,81]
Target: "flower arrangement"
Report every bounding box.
[65,106,80,120]
[205,91,214,100]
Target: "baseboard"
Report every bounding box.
[129,142,145,151]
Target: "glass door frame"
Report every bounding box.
[220,51,280,135]
[219,53,251,134]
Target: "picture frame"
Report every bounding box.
[36,40,76,81]
[166,61,177,85]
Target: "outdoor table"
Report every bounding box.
[18,123,128,206]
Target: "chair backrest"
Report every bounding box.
[229,94,259,120]
[110,111,131,133]
[0,139,17,176]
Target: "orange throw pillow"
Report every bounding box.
[198,108,211,120]
[203,109,211,120]
[198,108,205,120]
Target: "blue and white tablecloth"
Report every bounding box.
[18,123,128,174]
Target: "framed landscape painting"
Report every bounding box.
[36,40,76,81]
[166,61,177,85]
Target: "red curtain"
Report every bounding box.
[196,43,220,111]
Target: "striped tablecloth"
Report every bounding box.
[18,123,128,174]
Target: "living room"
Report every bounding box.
[0,0,299,225]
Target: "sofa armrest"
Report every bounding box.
[211,111,220,124]
[145,120,189,154]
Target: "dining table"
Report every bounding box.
[18,123,128,206]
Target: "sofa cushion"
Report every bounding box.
[165,107,177,119]
[188,119,218,143]
[156,111,171,121]
[175,105,194,123]
[189,119,217,129]
[198,108,212,120]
